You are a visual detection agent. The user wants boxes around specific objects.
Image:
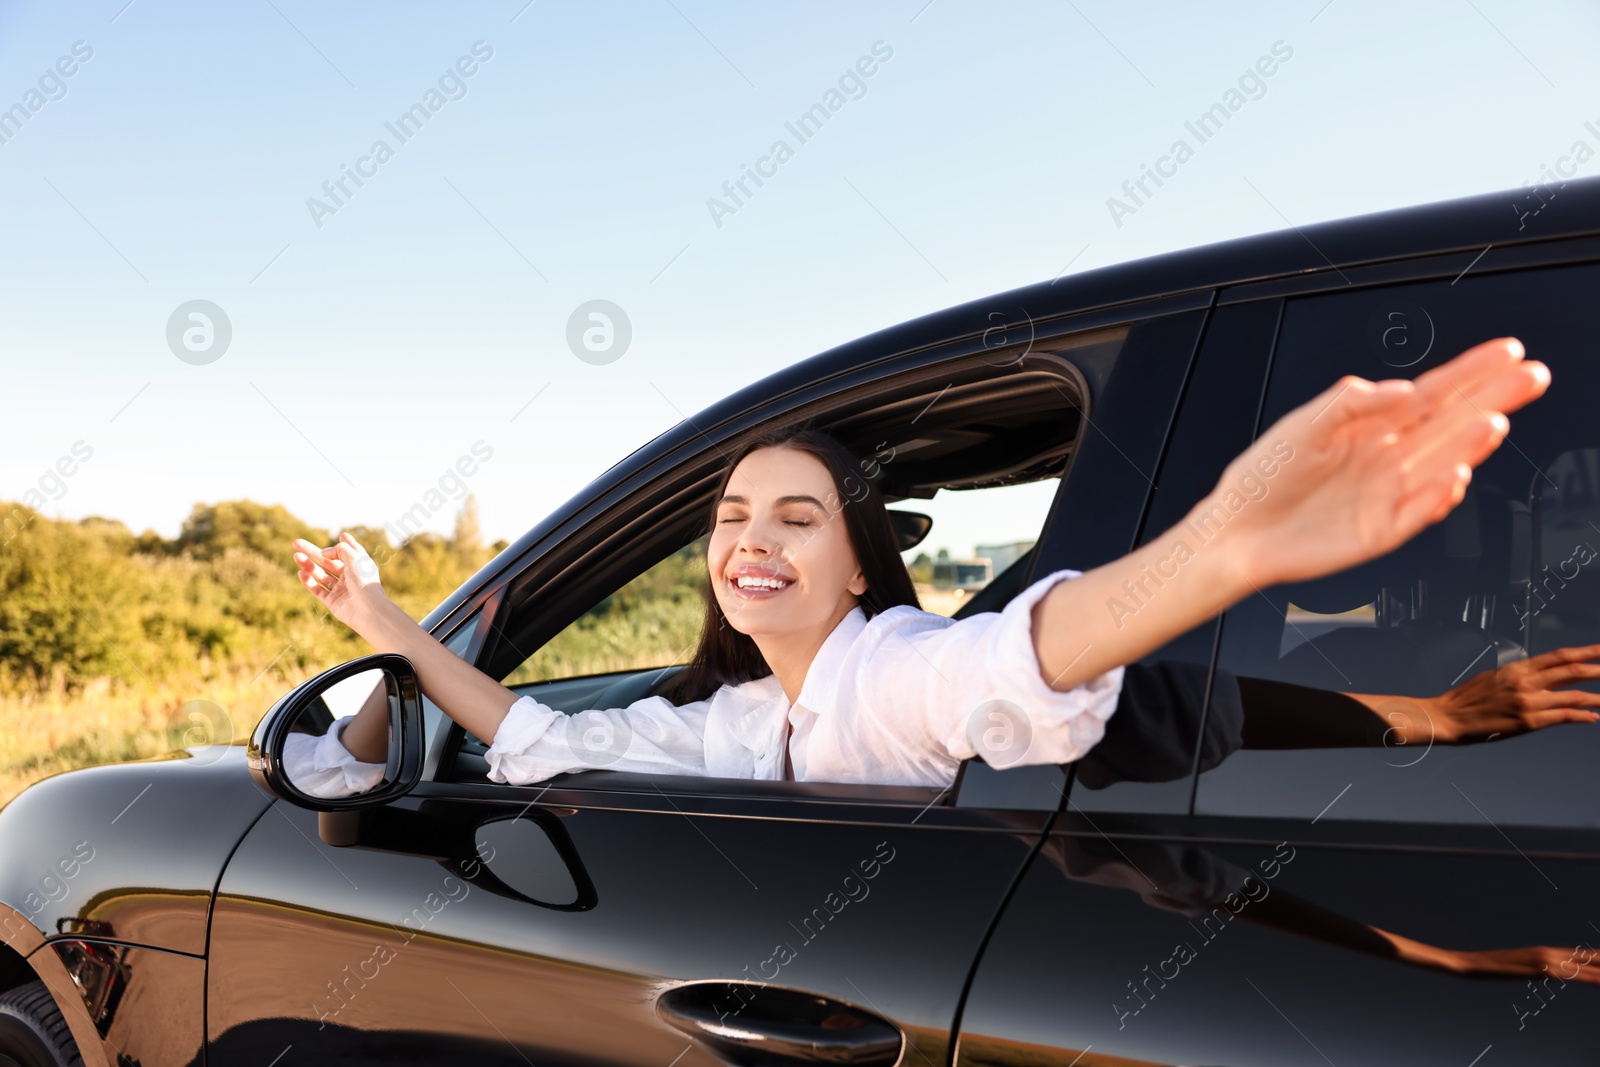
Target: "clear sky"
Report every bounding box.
[2,0,1596,563]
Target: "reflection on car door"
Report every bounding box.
[207,776,1055,1066]
[955,266,1600,1066]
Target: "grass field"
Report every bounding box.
[0,574,967,810]
[0,660,327,809]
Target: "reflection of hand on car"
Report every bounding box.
[1385,642,1600,746]
[1226,643,1600,755]
[1380,932,1600,986]
[1238,869,1600,988]
[1081,643,1600,792]
[1038,834,1600,995]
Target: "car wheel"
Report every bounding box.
[0,982,84,1067]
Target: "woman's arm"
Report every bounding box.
[336,671,395,763]
[292,533,520,746]
[1030,336,1549,693]
[291,534,717,782]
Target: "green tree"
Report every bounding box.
[173,501,329,564]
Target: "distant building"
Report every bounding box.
[975,539,1035,575]
[933,557,992,592]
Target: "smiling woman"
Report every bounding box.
[285,336,1548,794]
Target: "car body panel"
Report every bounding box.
[0,747,270,957]
[45,940,205,1067]
[956,829,1600,1067]
[206,792,1048,1066]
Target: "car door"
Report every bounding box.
[205,307,1208,1067]
[954,258,1600,1066]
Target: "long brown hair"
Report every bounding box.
[656,425,920,705]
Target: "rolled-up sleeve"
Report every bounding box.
[484,692,717,785]
[857,568,1125,771]
[280,717,388,799]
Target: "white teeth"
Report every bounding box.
[735,576,790,589]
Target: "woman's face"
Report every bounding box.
[708,446,867,639]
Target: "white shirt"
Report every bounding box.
[281,717,389,798]
[285,567,1125,793]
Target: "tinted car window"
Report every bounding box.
[1195,260,1600,828]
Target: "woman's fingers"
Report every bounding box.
[1354,339,1544,457]
[299,562,336,595]
[293,537,351,572]
[1522,707,1600,731]
[290,534,381,614]
[1409,337,1526,407]
[291,538,333,570]
[1401,339,1548,435]
[1291,375,1417,433]
[293,549,333,582]
[293,552,326,584]
[300,570,336,602]
[1449,358,1550,418]
[1390,462,1472,536]
[1398,405,1508,499]
[291,538,348,593]
[1291,340,1546,483]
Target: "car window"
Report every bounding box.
[901,477,1059,616]
[449,475,1068,792]
[504,536,707,687]
[502,475,1062,690]
[1194,260,1600,829]
[447,340,1111,795]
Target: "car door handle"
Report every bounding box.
[657,982,902,1067]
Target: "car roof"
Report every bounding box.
[677,174,1600,456]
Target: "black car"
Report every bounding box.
[5,174,1600,1067]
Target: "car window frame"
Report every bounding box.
[1059,297,1282,819]
[423,295,1215,808]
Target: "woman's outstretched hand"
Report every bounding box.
[1214,336,1549,591]
[1030,336,1550,697]
[290,532,519,748]
[292,532,384,628]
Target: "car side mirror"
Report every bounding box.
[247,653,425,811]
